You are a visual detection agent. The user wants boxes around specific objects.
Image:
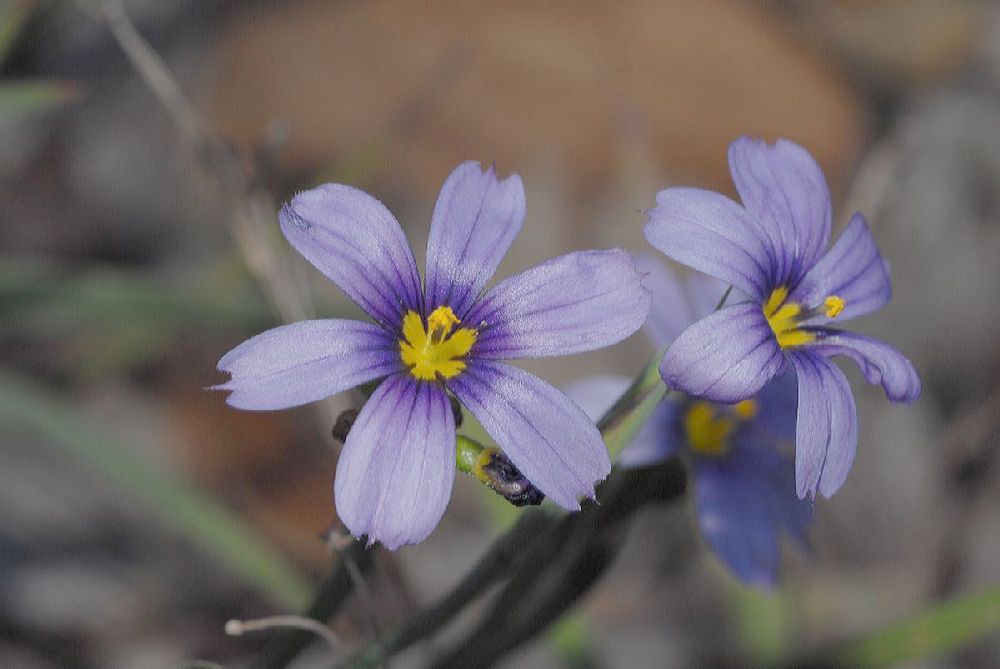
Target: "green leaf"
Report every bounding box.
[597,351,668,458]
[833,584,1000,667]
[0,368,313,609]
[0,0,35,65]
[0,257,270,331]
[0,80,82,113]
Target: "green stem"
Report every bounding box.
[326,353,668,669]
[430,460,687,668]
[336,509,556,669]
[257,539,374,669]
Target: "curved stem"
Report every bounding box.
[336,509,556,669]
[256,539,373,669]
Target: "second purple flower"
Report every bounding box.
[215,162,651,549]
[645,137,921,499]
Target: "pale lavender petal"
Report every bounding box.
[645,188,774,301]
[467,250,651,359]
[562,374,682,466]
[215,320,401,410]
[694,440,811,587]
[788,351,858,499]
[334,374,455,550]
[811,331,921,404]
[660,302,786,403]
[728,137,832,285]
[424,162,526,319]
[449,360,611,509]
[790,214,891,325]
[635,254,696,348]
[279,184,422,329]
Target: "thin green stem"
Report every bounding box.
[333,354,670,668]
[256,539,373,669]
[335,509,556,669]
[431,460,687,668]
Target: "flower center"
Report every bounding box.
[399,306,477,381]
[683,400,757,457]
[763,286,846,349]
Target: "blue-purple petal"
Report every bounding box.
[562,374,683,466]
[448,360,611,509]
[279,184,422,329]
[645,187,774,301]
[728,137,832,286]
[811,331,921,404]
[694,440,811,587]
[788,350,858,499]
[214,319,401,410]
[790,214,891,325]
[741,371,798,445]
[424,162,526,319]
[660,302,786,403]
[466,250,651,359]
[334,374,455,550]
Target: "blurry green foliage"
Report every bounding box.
[0,368,313,609]
[0,0,82,114]
[835,584,1000,668]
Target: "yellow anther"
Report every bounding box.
[684,402,733,457]
[400,308,477,381]
[762,286,789,318]
[763,286,816,349]
[427,306,461,342]
[824,295,846,319]
[733,399,758,421]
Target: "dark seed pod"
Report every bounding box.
[331,408,360,444]
[477,449,545,507]
[448,393,464,428]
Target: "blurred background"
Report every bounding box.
[2,0,1000,667]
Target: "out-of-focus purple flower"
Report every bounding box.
[214,162,651,549]
[567,260,810,587]
[644,137,921,499]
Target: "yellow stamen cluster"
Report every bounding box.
[400,306,477,381]
[683,400,758,457]
[763,286,846,349]
[763,286,815,348]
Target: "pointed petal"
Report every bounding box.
[561,374,682,466]
[660,302,786,403]
[215,320,401,410]
[694,441,811,587]
[788,351,858,499]
[424,162,526,318]
[728,137,832,285]
[279,184,422,329]
[449,361,611,509]
[645,187,774,301]
[467,250,651,359]
[811,331,921,404]
[790,214,891,325]
[334,375,455,550]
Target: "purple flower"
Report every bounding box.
[567,259,810,587]
[644,137,921,499]
[215,162,651,549]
